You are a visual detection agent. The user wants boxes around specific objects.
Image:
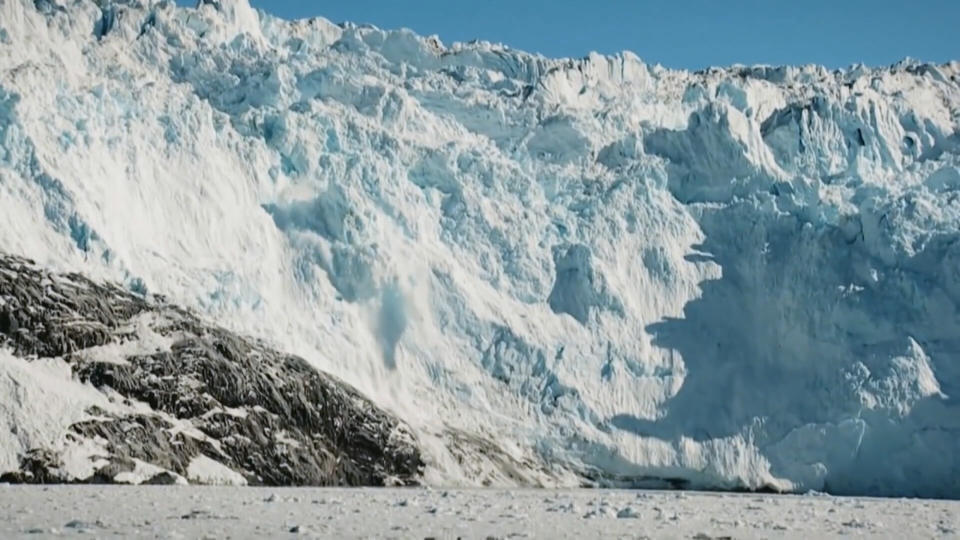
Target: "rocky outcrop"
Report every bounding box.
[0,253,423,486]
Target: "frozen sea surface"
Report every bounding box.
[0,485,957,539]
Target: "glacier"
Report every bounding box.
[1,0,959,497]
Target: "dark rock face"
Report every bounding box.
[0,253,423,486]
[0,448,65,484]
[0,264,146,358]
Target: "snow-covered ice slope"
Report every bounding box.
[1,0,959,497]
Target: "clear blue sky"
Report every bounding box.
[188,1,959,70]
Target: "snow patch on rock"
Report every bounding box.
[187,455,248,486]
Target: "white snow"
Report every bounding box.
[1,0,959,496]
[0,351,108,477]
[113,459,185,485]
[186,455,248,486]
[71,313,175,366]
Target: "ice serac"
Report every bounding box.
[0,0,958,497]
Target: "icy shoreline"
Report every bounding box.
[1,485,958,539]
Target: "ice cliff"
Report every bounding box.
[1,0,959,497]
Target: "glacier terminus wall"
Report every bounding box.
[1,0,959,497]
